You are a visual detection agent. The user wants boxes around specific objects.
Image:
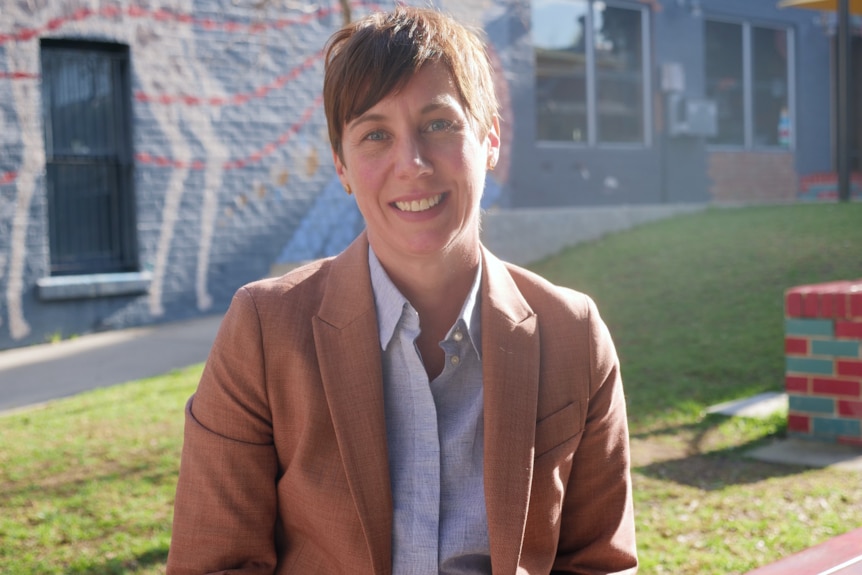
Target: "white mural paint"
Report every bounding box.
[3,3,46,340]
[135,0,228,316]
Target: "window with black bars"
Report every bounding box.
[40,39,138,276]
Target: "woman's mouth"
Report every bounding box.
[394,194,444,213]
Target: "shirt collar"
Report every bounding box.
[368,246,483,355]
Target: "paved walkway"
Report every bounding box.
[0,314,223,413]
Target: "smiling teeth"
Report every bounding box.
[395,194,443,212]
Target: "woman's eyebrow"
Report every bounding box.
[347,112,387,131]
[421,95,462,115]
[348,97,460,130]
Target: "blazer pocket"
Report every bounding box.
[534,400,585,459]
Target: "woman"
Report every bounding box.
[167,6,637,574]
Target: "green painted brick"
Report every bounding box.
[785,319,834,337]
[811,340,861,358]
[786,357,834,375]
[789,395,835,414]
[812,417,862,438]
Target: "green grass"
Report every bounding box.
[530,203,862,573]
[0,368,200,574]
[2,202,861,573]
[531,203,862,431]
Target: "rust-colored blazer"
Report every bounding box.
[167,233,637,575]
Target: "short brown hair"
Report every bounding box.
[323,6,498,161]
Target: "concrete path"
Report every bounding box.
[0,314,222,413]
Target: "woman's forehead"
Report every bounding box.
[346,62,463,125]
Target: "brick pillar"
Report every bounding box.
[784,280,862,446]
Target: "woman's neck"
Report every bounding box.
[377,246,479,317]
[372,241,481,379]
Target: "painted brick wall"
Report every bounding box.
[0,0,352,349]
[798,172,862,201]
[708,151,798,203]
[0,0,512,350]
[784,280,862,446]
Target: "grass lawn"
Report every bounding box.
[2,202,861,573]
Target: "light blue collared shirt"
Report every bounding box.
[369,247,490,575]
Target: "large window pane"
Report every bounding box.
[43,52,118,157]
[594,4,643,143]
[706,21,744,145]
[752,26,789,147]
[47,163,122,271]
[533,0,589,142]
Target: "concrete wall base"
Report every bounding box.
[269,203,708,277]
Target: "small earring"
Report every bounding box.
[345,184,352,195]
[488,159,497,171]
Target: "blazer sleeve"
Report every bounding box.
[553,296,638,574]
[167,287,280,575]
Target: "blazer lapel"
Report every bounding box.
[481,249,541,574]
[313,234,393,575]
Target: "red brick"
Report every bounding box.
[788,414,810,433]
[852,292,862,319]
[834,292,848,319]
[813,377,861,397]
[836,321,862,339]
[785,291,803,317]
[785,375,809,393]
[819,292,835,318]
[784,337,809,355]
[821,291,849,319]
[803,293,820,317]
[837,360,862,378]
[838,436,862,447]
[838,400,862,417]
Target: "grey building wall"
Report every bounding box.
[0,0,845,350]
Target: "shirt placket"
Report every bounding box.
[387,305,440,575]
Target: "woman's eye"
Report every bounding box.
[427,119,453,132]
[364,130,387,141]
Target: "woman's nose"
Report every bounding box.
[394,135,433,178]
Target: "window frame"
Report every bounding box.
[532,0,652,148]
[40,38,139,277]
[704,18,796,151]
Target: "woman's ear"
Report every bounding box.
[486,115,501,170]
[332,149,351,193]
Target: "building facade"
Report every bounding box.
[0,0,856,350]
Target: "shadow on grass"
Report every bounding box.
[635,449,806,491]
[634,414,809,490]
[67,544,169,574]
[1,450,179,501]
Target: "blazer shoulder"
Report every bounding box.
[501,261,596,320]
[214,260,337,339]
[238,257,334,307]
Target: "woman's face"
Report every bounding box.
[333,61,500,267]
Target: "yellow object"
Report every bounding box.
[777,0,862,14]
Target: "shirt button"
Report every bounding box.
[450,355,460,366]
[453,330,464,342]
